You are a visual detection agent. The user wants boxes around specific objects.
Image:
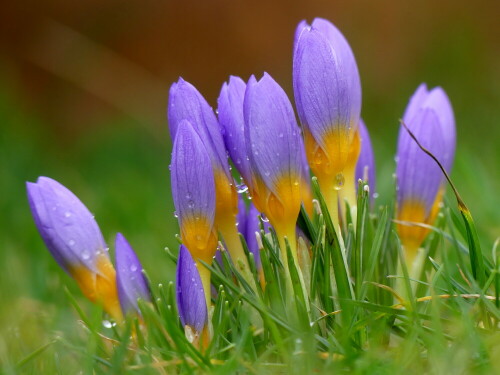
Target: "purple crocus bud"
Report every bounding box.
[171,120,218,265]
[170,120,217,309]
[243,73,302,240]
[355,119,376,200]
[26,177,122,320]
[293,18,361,203]
[176,245,207,336]
[168,78,238,229]
[218,76,254,189]
[115,233,150,315]
[396,84,456,254]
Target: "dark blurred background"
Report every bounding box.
[0,0,499,364]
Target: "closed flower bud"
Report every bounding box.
[115,233,150,316]
[170,120,218,265]
[27,177,121,320]
[168,78,238,227]
[176,245,207,340]
[244,73,303,264]
[293,18,361,184]
[396,84,456,256]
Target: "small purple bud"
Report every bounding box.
[115,233,150,315]
[176,245,207,334]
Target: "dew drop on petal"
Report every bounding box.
[334,173,345,191]
[82,250,90,260]
[68,239,75,247]
[130,264,138,272]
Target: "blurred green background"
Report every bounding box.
[0,0,498,370]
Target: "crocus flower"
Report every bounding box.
[355,119,376,202]
[293,18,362,222]
[115,233,150,316]
[244,73,303,263]
[168,78,238,227]
[396,84,456,258]
[170,119,217,307]
[176,245,207,342]
[26,177,122,320]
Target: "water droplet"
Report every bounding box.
[237,184,248,194]
[373,192,379,199]
[264,171,270,177]
[334,173,345,191]
[278,132,284,138]
[102,320,116,329]
[186,193,192,199]
[130,264,138,272]
[394,156,399,163]
[173,211,178,218]
[260,214,269,223]
[68,239,75,247]
[82,250,90,260]
[64,211,72,218]
[187,200,195,209]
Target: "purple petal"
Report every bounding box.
[217,76,253,185]
[355,119,376,197]
[26,177,107,276]
[293,20,308,54]
[402,83,429,125]
[170,120,216,232]
[396,108,446,213]
[168,78,231,180]
[244,73,302,195]
[176,245,207,333]
[244,202,265,269]
[236,194,248,236]
[115,233,150,315]
[293,19,361,149]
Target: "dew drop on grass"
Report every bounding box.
[102,320,116,329]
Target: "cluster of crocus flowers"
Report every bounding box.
[396,84,456,263]
[26,16,459,349]
[27,177,150,321]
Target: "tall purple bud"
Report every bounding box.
[396,84,456,259]
[293,18,362,223]
[26,177,122,320]
[244,73,303,264]
[170,120,217,308]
